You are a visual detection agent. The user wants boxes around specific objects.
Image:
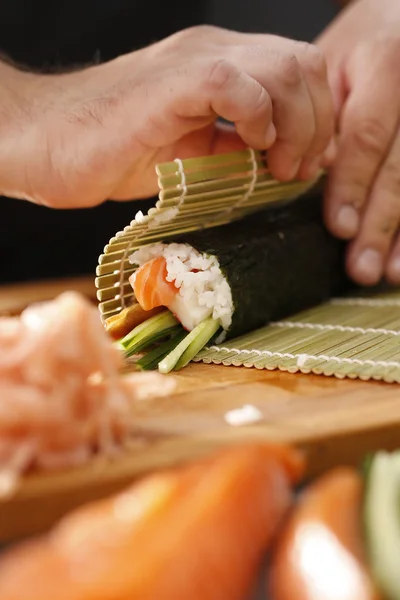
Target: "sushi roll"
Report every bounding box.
[111,196,351,373]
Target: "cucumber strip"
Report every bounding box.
[125,325,181,358]
[158,318,220,374]
[364,451,400,600]
[121,312,179,355]
[136,330,187,371]
[174,319,220,370]
[361,453,373,479]
[120,310,177,349]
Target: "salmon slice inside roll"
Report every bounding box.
[129,243,234,333]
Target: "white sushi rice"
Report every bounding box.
[129,243,234,333]
[224,404,263,426]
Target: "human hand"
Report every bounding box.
[317,0,400,286]
[0,25,335,208]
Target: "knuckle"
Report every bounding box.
[378,217,398,237]
[335,180,368,210]
[382,159,400,191]
[358,35,400,84]
[368,208,398,239]
[206,58,236,91]
[375,32,400,59]
[349,118,390,157]
[188,24,220,37]
[295,42,327,78]
[244,43,268,59]
[172,24,220,45]
[248,85,270,117]
[276,53,302,88]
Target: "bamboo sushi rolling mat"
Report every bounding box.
[2,275,400,541]
[96,148,400,383]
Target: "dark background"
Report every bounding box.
[0,0,340,283]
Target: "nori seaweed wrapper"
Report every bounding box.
[160,195,353,340]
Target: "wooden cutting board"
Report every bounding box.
[1,276,400,542]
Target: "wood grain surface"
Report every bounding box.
[1,277,399,542]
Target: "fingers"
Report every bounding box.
[346,128,400,285]
[111,59,276,200]
[320,37,400,286]
[157,27,335,181]
[226,46,312,179]
[226,38,334,180]
[292,42,335,179]
[254,51,317,181]
[324,42,400,243]
[183,58,277,150]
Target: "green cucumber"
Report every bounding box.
[364,450,400,600]
[174,318,220,370]
[121,311,179,356]
[136,330,187,371]
[120,310,177,348]
[125,325,181,358]
[158,317,220,374]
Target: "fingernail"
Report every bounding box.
[336,205,359,238]
[265,122,276,147]
[355,249,383,284]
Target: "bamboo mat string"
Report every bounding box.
[203,148,258,228]
[96,148,400,383]
[96,148,319,320]
[115,159,188,309]
[195,292,400,383]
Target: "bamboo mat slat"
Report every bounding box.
[195,289,400,383]
[96,148,321,321]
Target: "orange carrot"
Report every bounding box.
[0,443,303,600]
[269,467,382,600]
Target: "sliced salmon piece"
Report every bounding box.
[269,467,382,600]
[0,443,303,600]
[131,256,178,311]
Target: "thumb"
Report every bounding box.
[109,121,248,201]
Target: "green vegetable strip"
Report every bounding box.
[159,317,219,374]
[120,311,181,357]
[361,454,373,479]
[136,330,187,371]
[174,318,220,370]
[125,325,181,358]
[120,310,177,349]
